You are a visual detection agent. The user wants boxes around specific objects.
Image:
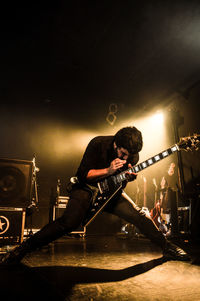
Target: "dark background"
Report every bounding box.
[0,1,200,231]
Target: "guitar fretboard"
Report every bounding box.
[115,144,179,183]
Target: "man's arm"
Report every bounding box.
[86,158,127,182]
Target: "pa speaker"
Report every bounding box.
[0,158,33,208]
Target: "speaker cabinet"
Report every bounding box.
[0,158,33,208]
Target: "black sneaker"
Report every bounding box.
[163,242,191,261]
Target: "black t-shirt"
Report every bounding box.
[76,135,139,184]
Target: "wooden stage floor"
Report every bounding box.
[0,234,200,300]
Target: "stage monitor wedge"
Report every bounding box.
[0,158,34,208]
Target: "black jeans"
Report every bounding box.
[104,191,166,248]
[25,187,166,251]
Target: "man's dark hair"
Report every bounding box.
[114,126,143,154]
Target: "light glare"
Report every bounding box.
[151,112,164,124]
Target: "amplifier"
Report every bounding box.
[0,207,26,245]
[0,158,34,208]
[178,206,190,234]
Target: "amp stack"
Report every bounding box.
[0,157,37,246]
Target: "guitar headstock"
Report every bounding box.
[178,134,200,151]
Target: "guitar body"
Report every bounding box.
[82,180,122,227]
[150,202,161,227]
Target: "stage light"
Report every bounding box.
[151,112,164,125]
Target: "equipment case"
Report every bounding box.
[0,207,26,245]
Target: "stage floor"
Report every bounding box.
[1,234,200,300]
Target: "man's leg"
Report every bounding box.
[0,188,92,264]
[105,191,166,248]
[104,191,190,261]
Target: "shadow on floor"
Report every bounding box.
[0,256,166,300]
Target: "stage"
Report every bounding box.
[1,234,200,300]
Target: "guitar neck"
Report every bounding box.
[115,144,179,183]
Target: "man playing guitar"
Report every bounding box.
[1,126,191,264]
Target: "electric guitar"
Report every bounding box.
[82,134,200,227]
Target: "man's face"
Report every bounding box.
[116,146,130,160]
